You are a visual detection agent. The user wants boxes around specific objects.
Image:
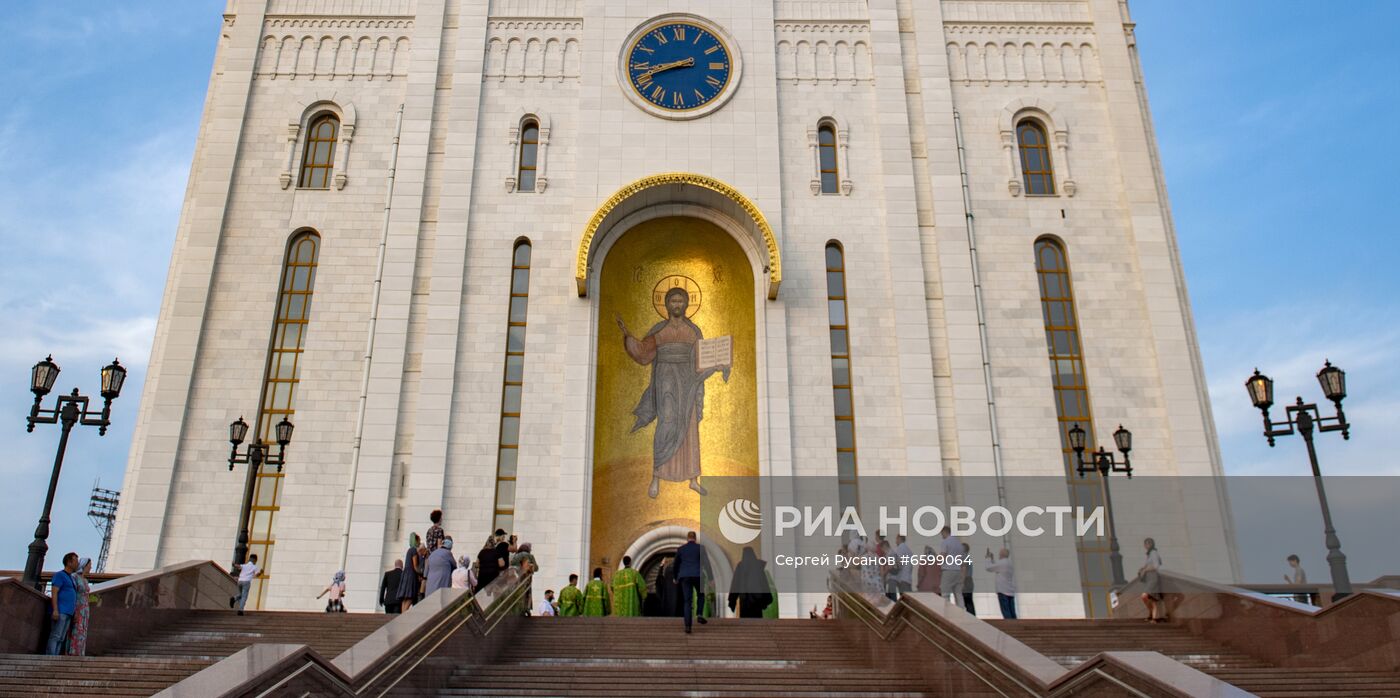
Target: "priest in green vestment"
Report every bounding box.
[558,573,584,617]
[611,556,646,617]
[583,568,610,616]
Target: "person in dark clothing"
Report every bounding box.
[727,546,773,618]
[425,509,445,552]
[475,530,510,592]
[396,532,422,612]
[673,531,709,633]
[380,560,404,614]
[657,558,681,617]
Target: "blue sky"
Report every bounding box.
[0,2,1395,572]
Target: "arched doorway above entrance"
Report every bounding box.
[575,173,782,300]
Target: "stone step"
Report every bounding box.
[990,620,1400,697]
[0,654,211,698]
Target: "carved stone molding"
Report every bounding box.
[485,21,581,82]
[258,30,409,81]
[775,23,873,84]
[947,36,1100,86]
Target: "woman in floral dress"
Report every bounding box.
[66,557,93,656]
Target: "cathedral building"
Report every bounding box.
[110,0,1236,616]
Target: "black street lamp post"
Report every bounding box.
[1069,423,1134,588]
[1246,361,1352,600]
[23,355,127,590]
[226,416,293,572]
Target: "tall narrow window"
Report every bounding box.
[826,243,858,512]
[1035,237,1111,616]
[298,114,338,189]
[1017,120,1055,196]
[492,241,531,532]
[517,120,539,192]
[247,230,320,608]
[818,123,839,194]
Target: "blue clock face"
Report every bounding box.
[626,22,732,112]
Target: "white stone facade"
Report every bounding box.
[110,0,1237,616]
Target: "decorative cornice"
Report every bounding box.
[264,16,413,30]
[944,23,1094,37]
[487,18,583,31]
[775,21,871,34]
[575,173,781,299]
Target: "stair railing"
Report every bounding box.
[1115,568,1400,671]
[828,569,1249,697]
[157,568,532,697]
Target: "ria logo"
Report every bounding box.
[718,498,762,544]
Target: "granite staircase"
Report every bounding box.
[439,616,937,697]
[992,618,1400,697]
[0,609,390,697]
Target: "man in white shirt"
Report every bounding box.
[535,589,557,616]
[985,548,1016,619]
[231,554,260,616]
[1284,554,1310,604]
[938,527,964,608]
[1284,554,1307,584]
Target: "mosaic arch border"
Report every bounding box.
[575,173,782,299]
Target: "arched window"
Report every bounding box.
[826,243,858,511]
[517,120,539,192]
[1017,119,1055,196]
[492,240,531,532]
[1034,237,1111,616]
[247,230,320,609]
[298,114,338,189]
[818,122,840,194]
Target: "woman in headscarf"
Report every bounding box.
[451,555,472,590]
[65,557,93,655]
[318,570,347,612]
[511,542,537,574]
[727,547,773,618]
[424,537,457,596]
[396,532,422,612]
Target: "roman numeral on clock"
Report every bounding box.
[673,92,685,107]
[673,26,685,41]
[651,85,664,101]
[705,75,722,87]
[704,45,720,55]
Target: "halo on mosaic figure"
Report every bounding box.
[652,275,702,319]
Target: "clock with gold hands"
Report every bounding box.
[619,15,743,120]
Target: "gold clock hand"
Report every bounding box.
[637,57,695,81]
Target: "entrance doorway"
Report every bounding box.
[637,548,719,618]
